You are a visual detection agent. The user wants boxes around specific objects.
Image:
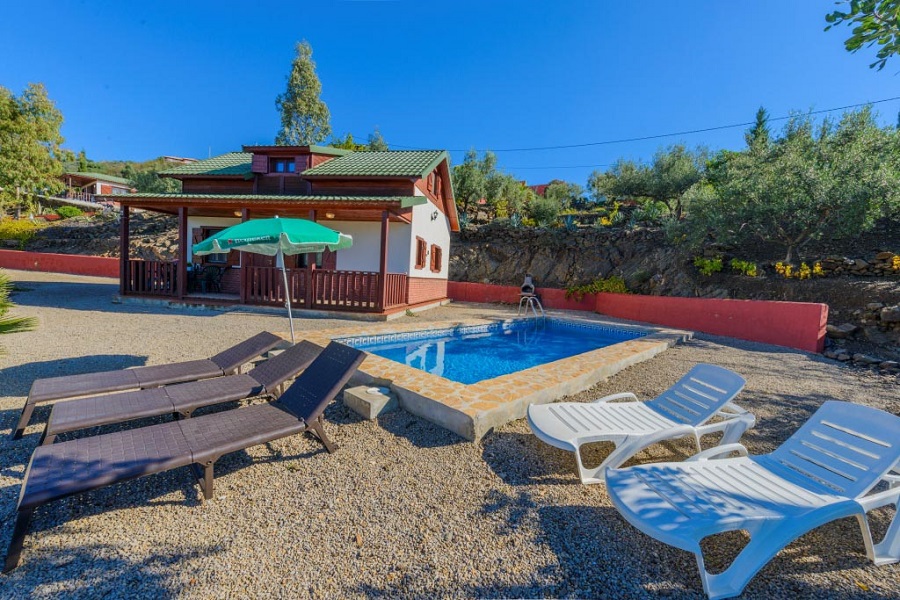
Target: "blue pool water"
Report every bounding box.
[342,319,646,385]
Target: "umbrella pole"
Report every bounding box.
[278,247,296,344]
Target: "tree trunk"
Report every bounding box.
[784,245,794,263]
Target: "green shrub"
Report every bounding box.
[0,219,43,248]
[55,206,83,219]
[565,276,629,300]
[729,258,758,277]
[527,196,561,227]
[693,256,723,276]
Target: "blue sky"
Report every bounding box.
[1,1,896,186]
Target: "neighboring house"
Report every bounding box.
[62,172,134,203]
[103,145,459,316]
[528,183,549,197]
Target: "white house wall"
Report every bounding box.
[408,191,451,279]
[330,220,411,274]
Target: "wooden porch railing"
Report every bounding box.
[383,273,408,308]
[126,259,177,296]
[245,266,307,307]
[312,270,380,310]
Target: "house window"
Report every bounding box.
[271,158,296,173]
[430,244,442,273]
[415,237,427,269]
[202,227,228,264]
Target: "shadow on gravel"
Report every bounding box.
[372,407,464,449]
[481,431,576,487]
[0,540,223,596]
[0,354,148,397]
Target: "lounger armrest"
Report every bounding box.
[593,392,638,404]
[857,485,900,512]
[686,443,749,462]
[695,402,756,445]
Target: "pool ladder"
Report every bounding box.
[517,295,545,320]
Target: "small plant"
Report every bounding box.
[565,276,629,300]
[774,261,825,279]
[892,255,900,271]
[694,256,723,276]
[0,219,44,249]
[404,309,418,317]
[55,206,84,219]
[597,201,621,227]
[0,270,37,353]
[729,258,757,277]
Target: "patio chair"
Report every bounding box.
[3,341,365,573]
[12,332,283,440]
[605,401,900,600]
[527,364,752,484]
[40,341,323,445]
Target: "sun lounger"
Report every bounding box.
[3,341,365,573]
[40,341,323,445]
[12,331,283,439]
[527,364,752,484]
[605,401,900,599]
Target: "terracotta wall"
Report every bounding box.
[447,281,828,353]
[407,277,448,304]
[0,249,118,278]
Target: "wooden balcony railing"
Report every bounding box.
[126,259,177,296]
[383,273,408,308]
[125,264,410,313]
[312,270,380,310]
[245,266,307,307]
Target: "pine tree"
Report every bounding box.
[745,106,771,150]
[275,41,332,145]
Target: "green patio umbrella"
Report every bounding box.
[192,217,353,342]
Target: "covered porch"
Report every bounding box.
[116,195,426,314]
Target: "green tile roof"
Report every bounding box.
[116,193,426,208]
[67,171,132,185]
[302,150,448,178]
[159,152,253,176]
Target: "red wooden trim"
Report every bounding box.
[239,208,249,303]
[119,206,129,295]
[177,207,187,299]
[414,237,426,269]
[430,244,442,273]
[379,211,389,309]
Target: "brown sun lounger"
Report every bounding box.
[3,341,365,573]
[41,340,324,445]
[12,331,283,439]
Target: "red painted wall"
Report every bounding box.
[0,250,119,278]
[447,281,828,353]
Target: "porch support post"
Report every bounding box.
[379,210,389,311]
[177,207,188,299]
[119,205,130,295]
[239,208,249,303]
[305,209,316,308]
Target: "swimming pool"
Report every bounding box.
[342,319,647,384]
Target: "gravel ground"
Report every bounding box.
[0,270,898,599]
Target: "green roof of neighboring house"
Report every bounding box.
[159,152,253,176]
[67,171,132,186]
[241,144,351,157]
[302,150,448,178]
[115,193,427,208]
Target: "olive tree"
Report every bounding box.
[693,107,900,262]
[587,145,706,219]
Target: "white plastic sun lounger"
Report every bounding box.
[527,364,752,484]
[605,401,900,600]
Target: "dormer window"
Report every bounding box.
[271,158,296,173]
